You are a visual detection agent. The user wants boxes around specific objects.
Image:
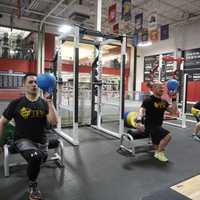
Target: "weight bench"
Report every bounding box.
[119,129,153,156]
[3,128,64,177]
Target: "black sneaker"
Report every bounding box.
[28,181,42,200]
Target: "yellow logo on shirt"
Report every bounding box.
[154,101,167,109]
[19,107,45,119]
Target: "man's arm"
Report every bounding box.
[43,92,59,126]
[0,116,9,139]
[136,107,146,132]
[167,102,178,115]
[44,93,58,126]
[46,100,59,126]
[137,107,146,121]
[167,93,178,115]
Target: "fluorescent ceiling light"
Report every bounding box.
[58,25,72,33]
[137,41,152,47]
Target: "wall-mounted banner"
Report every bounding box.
[138,30,143,43]
[148,12,158,30]
[160,24,169,40]
[135,13,143,31]
[142,28,148,42]
[17,0,29,18]
[108,3,117,23]
[149,29,159,42]
[121,0,132,21]
[132,32,138,46]
[113,23,119,34]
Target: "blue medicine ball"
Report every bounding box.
[36,73,56,94]
[124,112,129,121]
[167,79,179,91]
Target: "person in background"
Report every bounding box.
[191,101,200,141]
[0,73,58,200]
[146,81,154,95]
[136,81,178,162]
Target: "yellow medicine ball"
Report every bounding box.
[191,107,200,116]
[127,112,138,128]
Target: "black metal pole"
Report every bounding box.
[184,74,188,113]
[121,54,126,119]
[91,49,99,125]
[52,51,58,107]
[74,48,79,123]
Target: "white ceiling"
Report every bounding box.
[0,0,199,34]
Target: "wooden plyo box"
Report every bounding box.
[171,175,200,200]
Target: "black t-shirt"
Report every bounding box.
[193,102,200,110]
[141,95,169,127]
[3,96,49,144]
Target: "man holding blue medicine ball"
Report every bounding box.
[0,73,58,200]
[136,81,178,162]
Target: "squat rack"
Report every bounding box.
[55,25,127,145]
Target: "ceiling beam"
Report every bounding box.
[133,0,178,23]
[179,0,200,15]
[159,0,189,14]
[27,0,39,10]
[0,11,59,34]
[0,3,72,24]
[54,0,76,17]
[171,12,200,27]
[39,0,66,30]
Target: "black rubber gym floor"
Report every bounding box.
[0,122,199,200]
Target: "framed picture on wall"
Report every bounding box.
[184,48,200,81]
[161,52,174,81]
[144,55,159,82]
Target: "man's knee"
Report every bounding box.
[163,133,171,142]
[196,122,200,128]
[21,150,48,164]
[160,133,172,143]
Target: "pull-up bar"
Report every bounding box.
[78,25,123,41]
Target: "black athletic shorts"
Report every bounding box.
[15,138,48,154]
[145,126,170,145]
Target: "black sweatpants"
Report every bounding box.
[15,139,48,181]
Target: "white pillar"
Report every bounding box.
[128,47,135,98]
[37,24,45,74]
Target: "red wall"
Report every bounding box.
[62,63,130,75]
[141,82,149,93]
[187,81,200,101]
[0,59,130,99]
[62,63,130,90]
[0,58,36,100]
[0,58,36,73]
[0,32,131,100]
[0,89,24,100]
[45,33,55,69]
[0,33,55,100]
